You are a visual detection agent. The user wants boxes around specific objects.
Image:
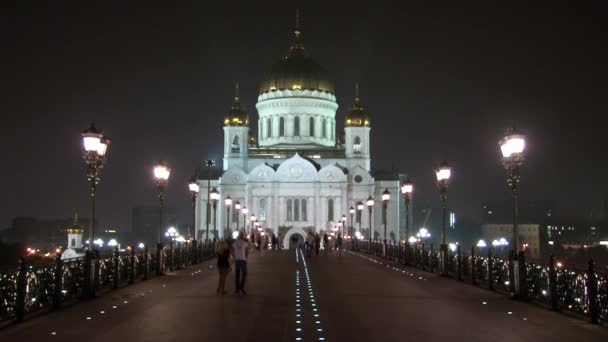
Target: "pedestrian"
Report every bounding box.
[215,240,231,295]
[323,233,329,254]
[314,233,321,256]
[232,232,250,294]
[307,232,314,257]
[336,233,343,256]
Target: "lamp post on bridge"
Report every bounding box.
[341,215,347,236]
[435,161,451,277]
[81,123,110,254]
[356,201,363,233]
[210,188,219,241]
[400,178,413,242]
[234,201,241,232]
[204,160,216,242]
[242,206,248,233]
[225,195,232,238]
[188,177,199,261]
[349,206,355,236]
[499,128,526,297]
[366,196,374,240]
[153,161,171,275]
[381,189,390,243]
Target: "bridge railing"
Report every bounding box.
[346,239,606,325]
[0,241,216,326]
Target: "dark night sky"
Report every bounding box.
[1,2,607,231]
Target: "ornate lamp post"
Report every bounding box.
[400,178,413,242]
[210,188,219,241]
[188,177,199,260]
[250,213,256,234]
[225,195,232,237]
[500,131,526,253]
[366,196,374,240]
[165,227,178,271]
[435,161,451,276]
[381,189,390,242]
[349,206,355,236]
[242,206,248,233]
[204,159,216,242]
[81,123,110,253]
[153,160,171,275]
[234,201,241,232]
[499,129,526,297]
[341,215,347,236]
[356,201,364,233]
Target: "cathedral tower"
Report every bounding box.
[223,83,249,171]
[344,83,371,171]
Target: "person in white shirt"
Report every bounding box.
[232,232,250,294]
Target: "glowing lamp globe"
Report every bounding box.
[401,178,413,195]
[153,162,171,181]
[210,188,220,201]
[382,188,390,202]
[188,179,199,193]
[366,196,374,207]
[225,195,232,206]
[500,134,526,158]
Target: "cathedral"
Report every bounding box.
[195,21,410,248]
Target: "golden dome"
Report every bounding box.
[259,20,334,94]
[345,84,370,127]
[224,82,249,127]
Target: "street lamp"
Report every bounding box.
[366,196,374,240]
[204,160,216,243]
[242,207,248,233]
[153,160,170,275]
[356,201,364,233]
[400,178,413,242]
[382,189,390,242]
[225,195,232,237]
[250,213,256,234]
[210,188,219,241]
[166,226,178,271]
[341,215,347,236]
[234,201,241,231]
[188,177,199,243]
[81,123,110,253]
[499,130,526,253]
[349,206,355,235]
[435,161,451,276]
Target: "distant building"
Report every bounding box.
[131,206,177,245]
[0,216,90,250]
[481,223,542,261]
[61,215,85,260]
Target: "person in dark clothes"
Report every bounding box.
[215,240,231,294]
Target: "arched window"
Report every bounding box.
[231,135,240,153]
[287,199,293,221]
[330,122,334,140]
[301,199,307,221]
[279,117,285,137]
[354,136,362,154]
[294,116,300,136]
[267,118,272,138]
[322,119,327,139]
[327,198,334,222]
[294,199,300,221]
[260,198,267,221]
[309,117,315,137]
[71,238,76,247]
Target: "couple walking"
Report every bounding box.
[215,232,249,295]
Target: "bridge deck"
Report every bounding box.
[0,249,606,341]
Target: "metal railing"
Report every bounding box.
[0,241,215,326]
[348,239,607,325]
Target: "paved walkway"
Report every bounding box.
[0,248,606,341]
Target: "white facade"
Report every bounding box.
[194,28,408,247]
[195,89,407,247]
